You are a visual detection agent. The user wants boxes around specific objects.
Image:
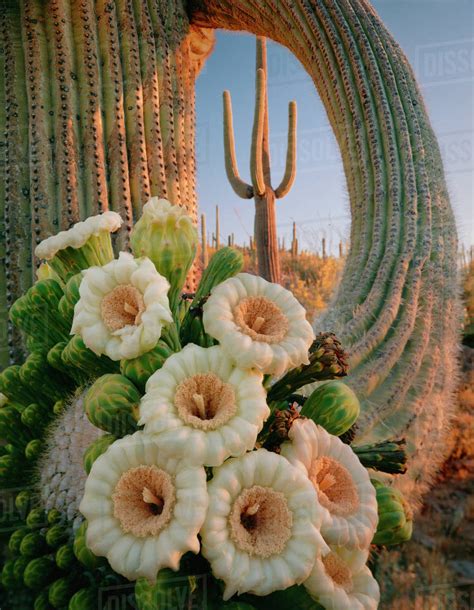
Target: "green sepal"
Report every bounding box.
[13,556,31,584]
[372,482,413,546]
[47,509,64,527]
[10,279,70,348]
[84,374,141,436]
[24,557,56,590]
[58,272,82,325]
[353,440,408,475]
[1,559,17,589]
[83,434,117,475]
[244,585,324,609]
[68,587,98,610]
[62,335,119,379]
[0,365,48,409]
[49,576,75,608]
[180,247,243,345]
[73,522,105,570]
[20,351,75,402]
[15,490,33,514]
[46,524,68,548]
[55,544,76,571]
[25,439,43,461]
[20,532,47,557]
[9,527,29,554]
[300,380,360,436]
[33,590,51,610]
[21,403,53,432]
[26,508,47,529]
[120,340,174,392]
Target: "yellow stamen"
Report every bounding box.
[124,301,139,317]
[244,503,260,516]
[252,316,266,332]
[192,393,207,419]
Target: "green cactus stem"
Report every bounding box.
[222,37,297,283]
[353,439,408,475]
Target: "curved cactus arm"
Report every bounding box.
[222,90,254,199]
[274,100,297,199]
[189,0,460,506]
[250,68,267,196]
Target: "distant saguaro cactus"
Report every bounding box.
[222,37,297,283]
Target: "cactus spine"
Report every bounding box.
[190,0,460,506]
[222,37,297,283]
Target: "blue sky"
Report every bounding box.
[195,0,473,255]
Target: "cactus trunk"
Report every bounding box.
[254,191,280,283]
[0,0,214,367]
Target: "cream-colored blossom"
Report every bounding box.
[139,344,270,467]
[281,419,378,548]
[202,273,314,376]
[35,211,122,260]
[201,449,328,600]
[79,431,208,581]
[71,252,172,361]
[305,546,380,610]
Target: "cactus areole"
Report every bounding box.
[0,0,459,539]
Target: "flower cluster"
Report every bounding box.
[5,201,411,609]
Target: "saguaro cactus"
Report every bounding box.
[0,1,215,365]
[222,37,297,283]
[0,0,462,508]
[191,0,460,506]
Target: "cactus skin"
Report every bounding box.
[222,37,297,283]
[301,380,360,436]
[84,373,141,436]
[190,0,460,506]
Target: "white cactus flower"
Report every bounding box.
[35,212,122,277]
[71,252,172,361]
[79,431,208,581]
[305,546,380,610]
[281,419,378,549]
[202,273,314,377]
[201,449,329,600]
[139,344,270,467]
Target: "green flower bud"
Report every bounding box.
[23,557,56,590]
[83,434,117,474]
[372,481,413,546]
[68,587,98,610]
[84,374,140,436]
[49,576,73,608]
[55,544,76,570]
[301,380,360,436]
[120,340,174,392]
[130,198,198,311]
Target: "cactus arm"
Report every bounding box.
[274,101,297,199]
[222,90,253,199]
[256,36,272,185]
[70,0,109,217]
[189,0,460,505]
[250,68,266,197]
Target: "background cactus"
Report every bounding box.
[222,37,297,283]
[0,0,461,511]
